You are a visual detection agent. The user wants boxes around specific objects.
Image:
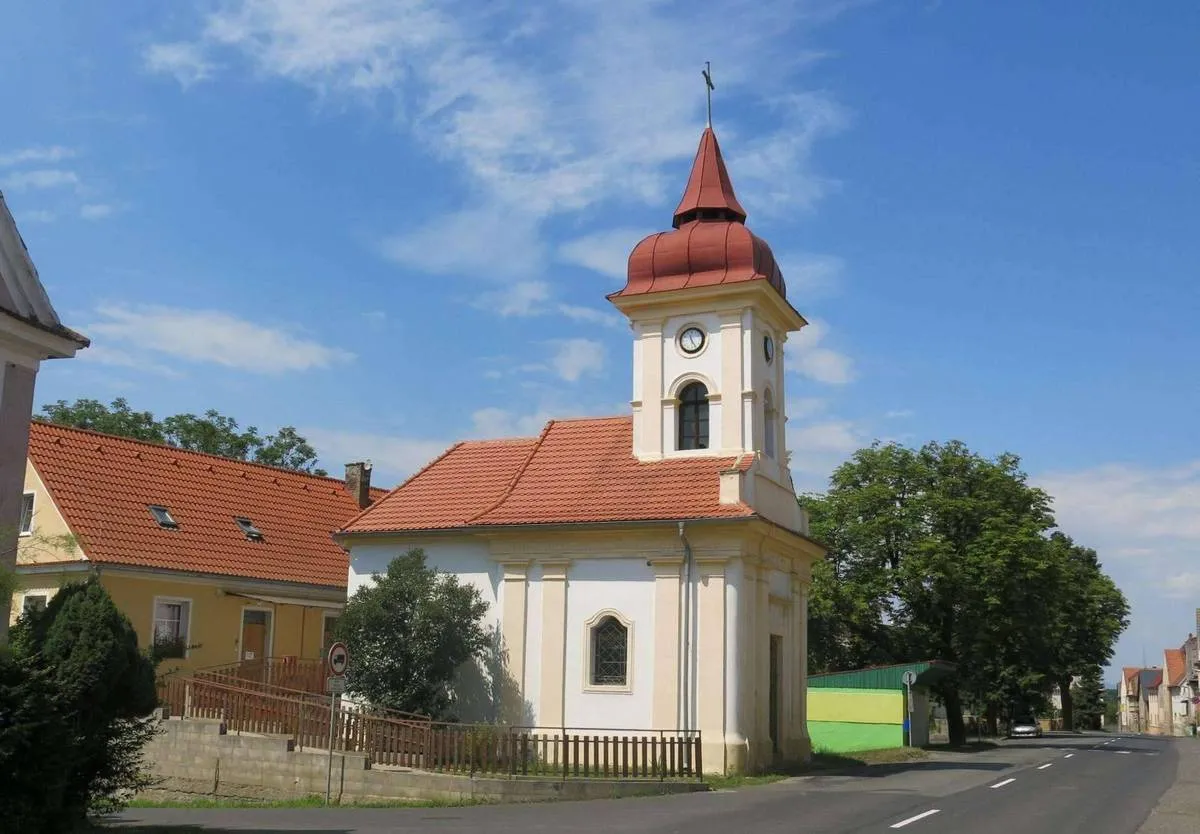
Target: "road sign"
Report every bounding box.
[901,670,917,686]
[327,641,350,676]
[326,676,346,695]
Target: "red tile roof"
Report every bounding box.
[340,416,756,534]
[612,128,790,304]
[27,421,384,588]
[1165,648,1186,687]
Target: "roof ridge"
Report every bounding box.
[31,419,355,487]
[336,441,467,532]
[468,419,556,524]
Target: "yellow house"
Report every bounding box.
[12,420,381,676]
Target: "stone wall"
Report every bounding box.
[141,718,708,805]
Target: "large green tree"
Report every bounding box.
[39,397,326,475]
[802,439,1127,745]
[335,549,489,719]
[1070,666,1106,730]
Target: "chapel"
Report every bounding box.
[335,126,826,774]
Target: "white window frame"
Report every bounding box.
[152,596,193,658]
[19,491,34,536]
[582,609,634,694]
[21,593,48,614]
[239,605,275,662]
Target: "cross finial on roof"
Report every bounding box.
[702,61,715,128]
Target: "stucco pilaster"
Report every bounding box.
[696,559,726,770]
[719,312,743,451]
[498,561,530,701]
[537,561,570,729]
[649,558,682,730]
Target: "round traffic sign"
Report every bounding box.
[327,641,350,676]
[901,670,917,686]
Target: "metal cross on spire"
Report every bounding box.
[702,61,715,127]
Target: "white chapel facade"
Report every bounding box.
[336,127,825,774]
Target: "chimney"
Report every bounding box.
[344,461,373,510]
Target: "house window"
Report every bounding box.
[19,493,34,535]
[763,390,777,459]
[234,517,264,541]
[148,505,178,529]
[22,594,47,614]
[590,615,629,687]
[322,613,340,653]
[677,382,709,451]
[153,598,191,658]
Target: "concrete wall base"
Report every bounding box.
[140,718,709,805]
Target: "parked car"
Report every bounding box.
[1009,716,1043,738]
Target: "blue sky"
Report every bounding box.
[4,0,1198,681]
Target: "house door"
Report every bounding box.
[769,634,782,757]
[240,609,271,679]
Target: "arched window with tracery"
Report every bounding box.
[677,382,709,450]
[590,615,629,686]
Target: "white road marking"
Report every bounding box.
[1038,763,1053,770]
[990,778,1016,788]
[1117,750,1132,755]
[891,809,941,829]
[1064,753,1074,758]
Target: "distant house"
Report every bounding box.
[11,421,382,674]
[1118,666,1153,733]
[1161,639,1197,735]
[0,192,89,634]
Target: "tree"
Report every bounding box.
[335,549,489,719]
[1042,533,1129,731]
[39,397,327,475]
[802,440,1116,745]
[1070,666,1106,731]
[3,579,159,831]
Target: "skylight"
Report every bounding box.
[148,505,178,529]
[235,517,264,541]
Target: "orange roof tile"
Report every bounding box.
[1122,666,1142,686]
[1165,648,1186,687]
[340,416,755,534]
[27,421,384,588]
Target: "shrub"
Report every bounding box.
[1,579,159,832]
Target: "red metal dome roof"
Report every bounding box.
[611,127,786,301]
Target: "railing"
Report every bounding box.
[195,656,328,695]
[156,676,702,781]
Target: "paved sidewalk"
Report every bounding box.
[1138,738,1200,833]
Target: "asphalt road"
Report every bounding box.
[107,733,1181,834]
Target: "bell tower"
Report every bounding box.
[608,127,809,494]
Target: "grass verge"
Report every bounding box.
[706,746,931,790]
[122,794,488,810]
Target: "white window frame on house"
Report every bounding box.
[21,593,47,614]
[19,492,34,536]
[582,609,634,694]
[152,596,193,659]
[321,611,340,655]
[239,605,275,662]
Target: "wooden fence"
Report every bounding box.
[156,676,702,781]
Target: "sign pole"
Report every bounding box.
[901,670,917,748]
[324,642,350,806]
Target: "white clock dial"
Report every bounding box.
[679,326,705,355]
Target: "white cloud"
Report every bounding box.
[144,42,216,86]
[558,228,644,281]
[549,338,605,382]
[469,407,552,438]
[787,318,855,384]
[885,409,914,419]
[76,344,183,378]
[80,203,117,220]
[786,417,865,492]
[787,397,828,419]
[0,146,75,167]
[1164,573,1200,601]
[1,169,79,192]
[86,303,354,374]
[149,0,856,279]
[18,209,56,224]
[303,428,449,486]
[474,280,622,328]
[779,252,845,297]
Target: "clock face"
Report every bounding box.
[679,326,706,355]
[763,335,775,363]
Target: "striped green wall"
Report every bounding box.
[808,687,905,753]
[809,721,904,753]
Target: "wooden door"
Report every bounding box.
[240,609,270,681]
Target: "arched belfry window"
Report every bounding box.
[764,389,778,459]
[590,615,629,686]
[677,382,709,451]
